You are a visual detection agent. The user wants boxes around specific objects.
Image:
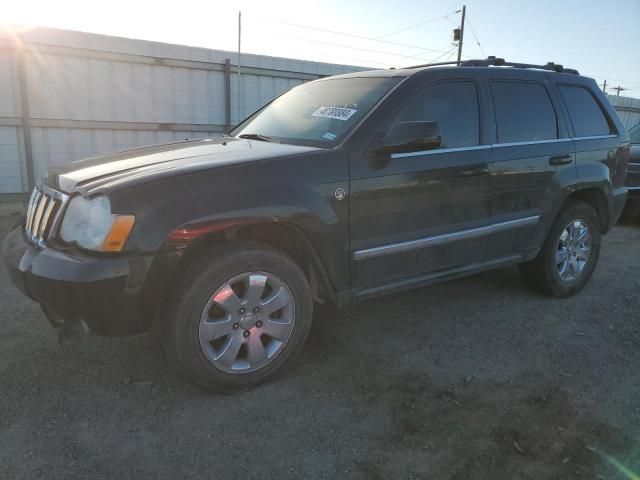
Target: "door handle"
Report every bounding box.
[458,167,489,177]
[549,154,573,166]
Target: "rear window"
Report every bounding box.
[491,81,558,143]
[558,85,613,137]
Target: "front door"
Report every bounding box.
[349,80,492,291]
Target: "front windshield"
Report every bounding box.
[231,76,401,146]
[629,122,640,144]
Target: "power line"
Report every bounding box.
[245,14,456,55]
[586,74,640,86]
[388,42,474,64]
[395,46,459,69]
[464,14,486,57]
[423,46,458,64]
[588,75,640,95]
[373,10,461,40]
[263,31,454,63]
[243,38,398,68]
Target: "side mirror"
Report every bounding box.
[377,121,441,154]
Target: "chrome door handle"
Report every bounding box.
[549,154,573,166]
[458,167,489,177]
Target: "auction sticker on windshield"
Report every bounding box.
[312,106,358,121]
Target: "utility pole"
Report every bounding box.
[457,5,466,63]
[601,79,607,93]
[237,11,242,123]
[612,85,626,96]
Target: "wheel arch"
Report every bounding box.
[566,187,610,232]
[163,220,336,306]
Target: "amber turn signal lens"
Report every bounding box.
[102,215,135,252]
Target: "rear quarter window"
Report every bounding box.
[558,85,614,137]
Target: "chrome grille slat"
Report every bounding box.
[25,184,68,246]
[28,191,42,235]
[31,195,48,239]
[38,196,55,238]
[25,189,38,234]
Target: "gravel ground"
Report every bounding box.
[1,208,639,480]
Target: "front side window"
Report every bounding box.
[390,81,480,149]
[231,76,401,147]
[558,85,613,137]
[491,81,558,143]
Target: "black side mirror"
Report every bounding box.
[377,121,442,154]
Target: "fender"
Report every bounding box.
[109,149,350,323]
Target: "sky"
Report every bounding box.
[2,0,640,97]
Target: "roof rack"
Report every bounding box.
[405,56,580,75]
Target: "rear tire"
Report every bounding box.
[163,242,313,393]
[519,200,601,297]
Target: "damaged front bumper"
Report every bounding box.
[2,225,158,337]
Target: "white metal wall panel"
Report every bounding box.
[0,127,24,193]
[26,54,227,125]
[620,111,640,129]
[0,49,20,118]
[16,28,361,77]
[607,94,640,129]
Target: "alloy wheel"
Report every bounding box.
[198,272,295,373]
[555,219,591,282]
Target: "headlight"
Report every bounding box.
[60,195,135,252]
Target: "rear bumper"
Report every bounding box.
[610,186,628,227]
[2,226,159,336]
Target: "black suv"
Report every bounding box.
[625,122,639,211]
[2,57,630,392]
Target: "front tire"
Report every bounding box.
[519,200,601,297]
[163,243,313,393]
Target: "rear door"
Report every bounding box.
[556,83,624,196]
[486,79,576,258]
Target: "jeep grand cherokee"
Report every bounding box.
[2,57,629,392]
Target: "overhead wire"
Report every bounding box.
[465,14,486,57]
[259,31,454,64]
[244,12,480,69]
[245,14,456,55]
[372,10,461,40]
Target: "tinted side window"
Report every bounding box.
[491,81,558,143]
[559,85,613,137]
[391,81,480,148]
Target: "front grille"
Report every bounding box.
[25,185,67,246]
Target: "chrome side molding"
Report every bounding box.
[391,134,619,159]
[353,215,540,261]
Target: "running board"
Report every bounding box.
[352,254,525,303]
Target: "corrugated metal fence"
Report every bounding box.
[0,27,363,195]
[606,94,640,130]
[1,28,638,197]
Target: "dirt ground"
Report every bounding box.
[1,208,639,480]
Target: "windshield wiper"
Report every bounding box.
[238,133,273,142]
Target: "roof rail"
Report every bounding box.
[405,56,579,75]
